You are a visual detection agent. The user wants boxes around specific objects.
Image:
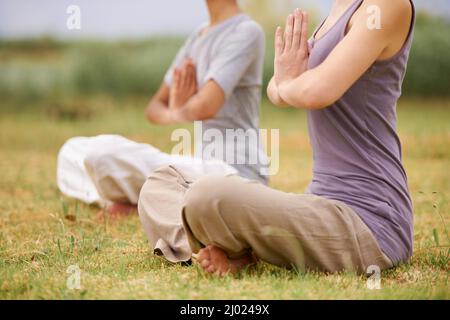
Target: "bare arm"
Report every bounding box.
[274,0,412,110]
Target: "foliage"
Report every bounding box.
[0,13,449,113]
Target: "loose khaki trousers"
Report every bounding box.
[138,165,392,273]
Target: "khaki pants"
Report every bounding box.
[138,166,392,273]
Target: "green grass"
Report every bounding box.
[0,98,449,300]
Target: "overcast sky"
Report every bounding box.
[0,0,448,40]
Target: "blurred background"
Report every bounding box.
[0,0,449,118]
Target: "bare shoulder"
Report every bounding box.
[348,0,413,48]
[358,0,412,30]
[343,0,413,60]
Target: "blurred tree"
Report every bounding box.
[240,0,322,34]
[240,0,294,32]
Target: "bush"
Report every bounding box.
[0,13,448,113]
[0,38,183,110]
[403,13,450,97]
[71,39,181,97]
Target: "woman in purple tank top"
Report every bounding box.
[181,0,416,276]
[267,0,415,265]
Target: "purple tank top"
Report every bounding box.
[306,0,416,264]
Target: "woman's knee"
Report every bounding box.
[183,174,243,223]
[139,165,175,193]
[138,166,180,211]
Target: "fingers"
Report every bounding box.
[292,8,303,49]
[178,58,196,92]
[173,68,181,90]
[278,9,309,52]
[299,10,310,56]
[179,60,188,88]
[283,14,294,51]
[186,60,197,92]
[275,26,284,57]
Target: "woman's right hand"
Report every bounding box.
[273,8,310,87]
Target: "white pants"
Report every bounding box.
[56,135,237,206]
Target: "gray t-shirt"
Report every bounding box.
[164,14,268,183]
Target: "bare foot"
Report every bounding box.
[197,245,257,277]
[96,202,137,220]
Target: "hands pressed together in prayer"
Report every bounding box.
[274,8,310,86]
[268,8,310,107]
[169,58,198,109]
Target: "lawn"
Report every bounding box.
[0,98,449,299]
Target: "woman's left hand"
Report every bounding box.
[274,8,310,86]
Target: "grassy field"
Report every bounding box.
[0,98,449,300]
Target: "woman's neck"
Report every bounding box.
[334,0,356,9]
[206,0,241,26]
[328,0,357,19]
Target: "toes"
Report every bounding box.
[206,265,216,273]
[198,245,236,277]
[219,270,229,277]
[208,245,232,275]
[201,259,210,269]
[198,248,210,262]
